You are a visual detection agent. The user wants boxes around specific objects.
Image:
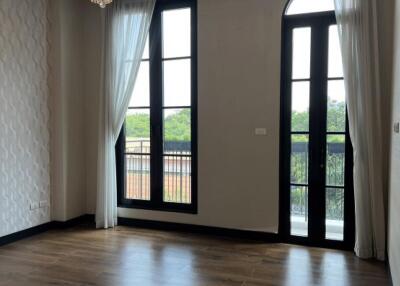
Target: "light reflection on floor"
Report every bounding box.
[117,238,195,285]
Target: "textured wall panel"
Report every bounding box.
[0,0,50,237]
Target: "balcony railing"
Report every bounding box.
[125,139,191,204]
[291,142,345,221]
[124,140,345,236]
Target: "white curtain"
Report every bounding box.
[334,0,386,260]
[96,0,155,229]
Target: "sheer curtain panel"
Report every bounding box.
[334,0,386,260]
[96,0,155,229]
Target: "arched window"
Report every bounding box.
[285,0,334,15]
[280,0,354,249]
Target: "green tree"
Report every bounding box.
[164,109,191,141]
[125,113,150,139]
[327,100,346,143]
[125,109,191,141]
[291,111,309,133]
[291,99,346,143]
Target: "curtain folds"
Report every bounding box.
[334,0,386,260]
[96,0,155,229]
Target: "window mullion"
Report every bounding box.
[190,3,198,211]
[149,5,164,206]
[308,22,329,243]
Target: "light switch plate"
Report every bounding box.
[255,128,267,136]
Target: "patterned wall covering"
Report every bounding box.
[0,0,51,237]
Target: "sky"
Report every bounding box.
[292,25,345,113]
[287,0,343,113]
[286,0,334,15]
[129,8,191,112]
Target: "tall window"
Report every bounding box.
[280,0,354,249]
[117,0,197,213]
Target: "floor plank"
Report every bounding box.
[0,226,391,286]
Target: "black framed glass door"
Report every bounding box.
[280,11,355,249]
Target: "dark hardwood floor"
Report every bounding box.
[0,225,391,286]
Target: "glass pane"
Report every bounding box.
[286,0,334,15]
[291,135,309,184]
[290,186,308,237]
[327,80,346,132]
[163,108,191,155]
[328,25,344,78]
[129,61,150,107]
[163,59,191,107]
[125,109,151,154]
[292,27,311,79]
[162,8,191,58]
[326,135,345,187]
[142,36,149,60]
[163,155,192,204]
[291,81,310,132]
[326,188,344,241]
[126,154,150,201]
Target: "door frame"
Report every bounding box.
[279,11,355,250]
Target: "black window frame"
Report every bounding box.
[279,8,355,250]
[116,0,198,214]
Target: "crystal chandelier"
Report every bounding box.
[90,0,112,8]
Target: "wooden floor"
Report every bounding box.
[0,225,391,286]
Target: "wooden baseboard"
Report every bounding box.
[0,214,95,247]
[118,217,279,242]
[1,215,356,253]
[0,222,53,247]
[52,214,95,229]
[0,215,274,248]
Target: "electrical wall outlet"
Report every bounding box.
[30,202,39,210]
[39,200,48,208]
[394,122,400,134]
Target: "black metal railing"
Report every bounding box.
[291,142,345,221]
[125,140,191,203]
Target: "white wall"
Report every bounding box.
[82,2,103,215]
[389,0,400,284]
[375,2,399,283]
[83,0,286,233]
[0,0,51,236]
[0,0,88,237]
[377,0,395,211]
[50,0,87,221]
